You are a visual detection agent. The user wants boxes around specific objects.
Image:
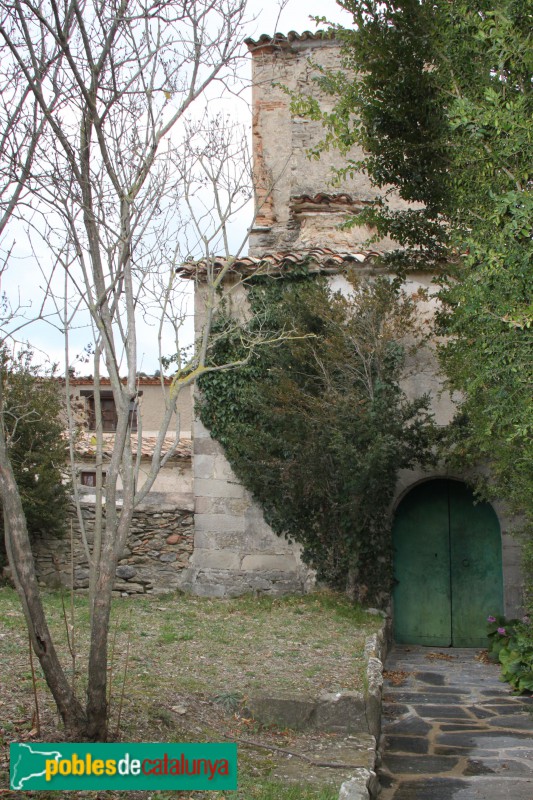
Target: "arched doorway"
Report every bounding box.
[392,479,504,647]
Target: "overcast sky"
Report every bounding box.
[247,0,353,39]
[3,0,355,376]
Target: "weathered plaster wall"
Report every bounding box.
[330,272,457,427]
[248,36,410,256]
[68,379,193,437]
[137,383,193,437]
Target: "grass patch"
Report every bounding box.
[150,784,338,800]
[0,586,381,798]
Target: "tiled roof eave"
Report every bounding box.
[76,452,190,463]
[245,30,336,51]
[66,377,175,386]
[177,248,383,281]
[74,434,192,462]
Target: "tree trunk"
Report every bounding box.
[85,488,133,740]
[0,438,88,736]
[85,552,115,741]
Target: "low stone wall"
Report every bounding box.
[32,502,194,595]
[247,616,390,739]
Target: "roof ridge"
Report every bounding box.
[245,30,336,48]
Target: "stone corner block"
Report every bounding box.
[189,549,242,571]
[366,657,383,693]
[193,454,216,480]
[247,694,317,731]
[195,478,245,499]
[365,689,381,740]
[338,769,378,800]
[241,554,297,572]
[316,691,367,733]
[194,513,245,534]
[364,631,385,740]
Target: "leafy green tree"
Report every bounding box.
[0,349,69,564]
[295,0,532,605]
[199,275,436,604]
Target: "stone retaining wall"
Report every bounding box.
[247,614,391,742]
[32,503,194,595]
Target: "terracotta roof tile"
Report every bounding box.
[66,377,173,386]
[177,247,382,280]
[245,31,335,50]
[75,433,192,461]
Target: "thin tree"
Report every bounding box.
[0,0,264,740]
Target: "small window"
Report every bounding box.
[80,471,105,487]
[88,395,117,431]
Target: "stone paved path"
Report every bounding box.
[378,645,533,799]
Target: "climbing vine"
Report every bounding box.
[198,274,437,605]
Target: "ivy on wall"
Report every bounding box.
[198,273,437,605]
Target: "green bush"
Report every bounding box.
[487,614,533,694]
[199,274,437,604]
[0,348,70,565]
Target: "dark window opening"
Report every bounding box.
[80,470,106,487]
[81,390,138,432]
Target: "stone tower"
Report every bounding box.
[246,31,405,256]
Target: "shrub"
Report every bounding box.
[199,274,437,604]
[0,348,70,565]
[487,614,533,694]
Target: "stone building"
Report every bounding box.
[66,376,193,506]
[180,32,524,646]
[32,377,195,595]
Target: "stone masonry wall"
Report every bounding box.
[181,419,314,598]
[33,503,194,595]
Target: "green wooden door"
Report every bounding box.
[393,479,504,647]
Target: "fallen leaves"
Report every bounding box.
[383,670,410,685]
[425,652,456,661]
[475,650,492,664]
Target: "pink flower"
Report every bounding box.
[487,615,496,623]
[497,627,506,636]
